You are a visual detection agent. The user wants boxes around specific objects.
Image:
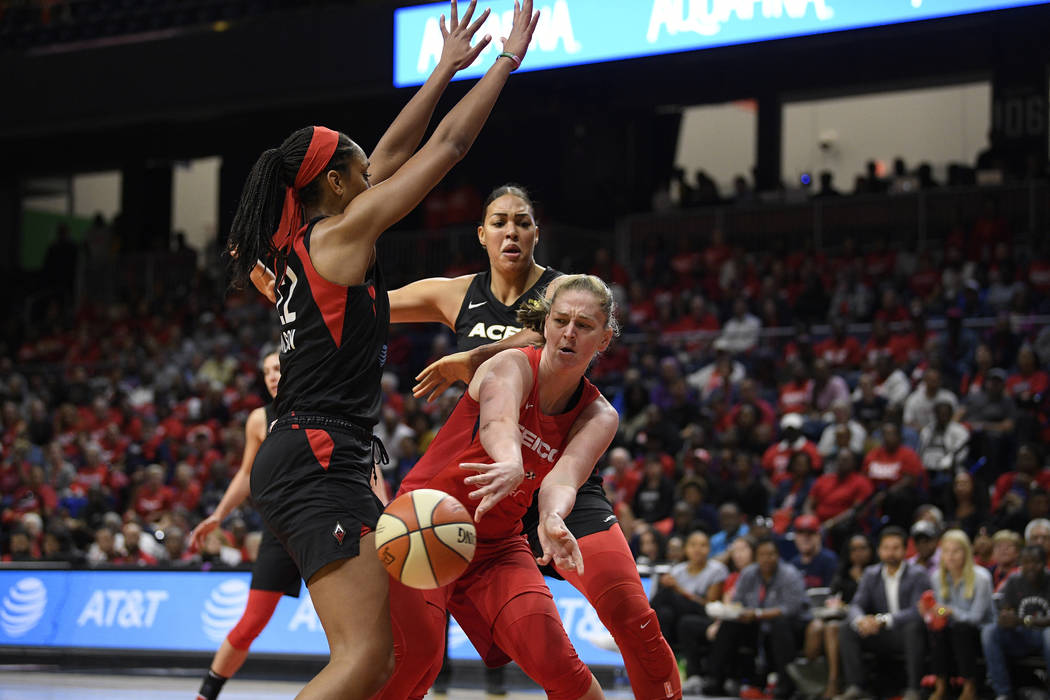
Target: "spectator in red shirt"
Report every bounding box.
[170,462,202,512]
[4,465,58,525]
[665,296,719,352]
[991,443,1050,513]
[862,319,895,367]
[1006,346,1049,406]
[874,287,908,325]
[762,413,822,486]
[589,247,630,288]
[70,443,110,497]
[863,421,924,529]
[779,361,813,415]
[1027,248,1050,298]
[960,343,994,398]
[132,463,173,521]
[815,319,862,371]
[805,450,874,553]
[119,520,158,566]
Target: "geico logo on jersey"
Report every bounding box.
[519,426,559,463]
[467,323,523,342]
[77,589,169,628]
[201,579,249,642]
[1,577,48,638]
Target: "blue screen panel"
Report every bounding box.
[0,569,631,666]
[394,0,1049,86]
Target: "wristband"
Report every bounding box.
[498,51,521,70]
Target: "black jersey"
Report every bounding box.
[449,266,607,513]
[454,267,561,352]
[272,218,389,429]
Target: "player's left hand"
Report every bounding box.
[413,351,473,402]
[535,512,584,575]
[460,458,524,521]
[437,0,493,73]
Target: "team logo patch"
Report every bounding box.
[524,471,536,480]
[333,522,346,545]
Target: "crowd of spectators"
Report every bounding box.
[2,183,1050,697]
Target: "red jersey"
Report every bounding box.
[761,439,822,485]
[809,472,874,521]
[863,445,923,488]
[399,346,599,541]
[815,336,862,369]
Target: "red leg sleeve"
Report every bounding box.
[226,589,282,651]
[560,524,682,700]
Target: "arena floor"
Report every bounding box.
[0,671,659,699]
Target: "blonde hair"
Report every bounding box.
[516,274,620,336]
[938,529,976,601]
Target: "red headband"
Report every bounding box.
[272,125,341,250]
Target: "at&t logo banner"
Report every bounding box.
[0,569,627,666]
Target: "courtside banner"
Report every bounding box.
[0,570,626,665]
[394,0,1050,86]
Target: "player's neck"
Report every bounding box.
[489,263,544,305]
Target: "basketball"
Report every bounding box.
[375,489,476,589]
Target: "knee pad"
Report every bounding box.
[596,585,672,669]
[226,589,282,650]
[492,593,592,700]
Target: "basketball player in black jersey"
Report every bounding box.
[190,351,299,700]
[224,4,540,698]
[389,184,682,700]
[190,351,388,700]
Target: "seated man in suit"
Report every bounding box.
[835,526,932,700]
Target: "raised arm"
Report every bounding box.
[190,406,266,549]
[368,0,493,184]
[412,274,565,401]
[535,397,619,573]
[324,2,539,254]
[389,275,475,327]
[459,349,535,521]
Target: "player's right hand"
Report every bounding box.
[460,459,524,521]
[500,0,540,63]
[413,351,473,402]
[189,514,221,551]
[437,0,493,73]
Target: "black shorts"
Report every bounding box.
[524,477,618,580]
[250,528,302,597]
[250,415,383,584]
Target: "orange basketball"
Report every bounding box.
[374,488,476,589]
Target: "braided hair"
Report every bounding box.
[226,126,358,288]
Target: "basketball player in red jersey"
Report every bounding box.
[389,186,681,700]
[225,3,540,698]
[374,275,618,700]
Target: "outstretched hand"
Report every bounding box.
[438,0,493,72]
[501,0,540,62]
[460,459,524,521]
[189,514,221,552]
[413,351,474,402]
[535,512,584,574]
